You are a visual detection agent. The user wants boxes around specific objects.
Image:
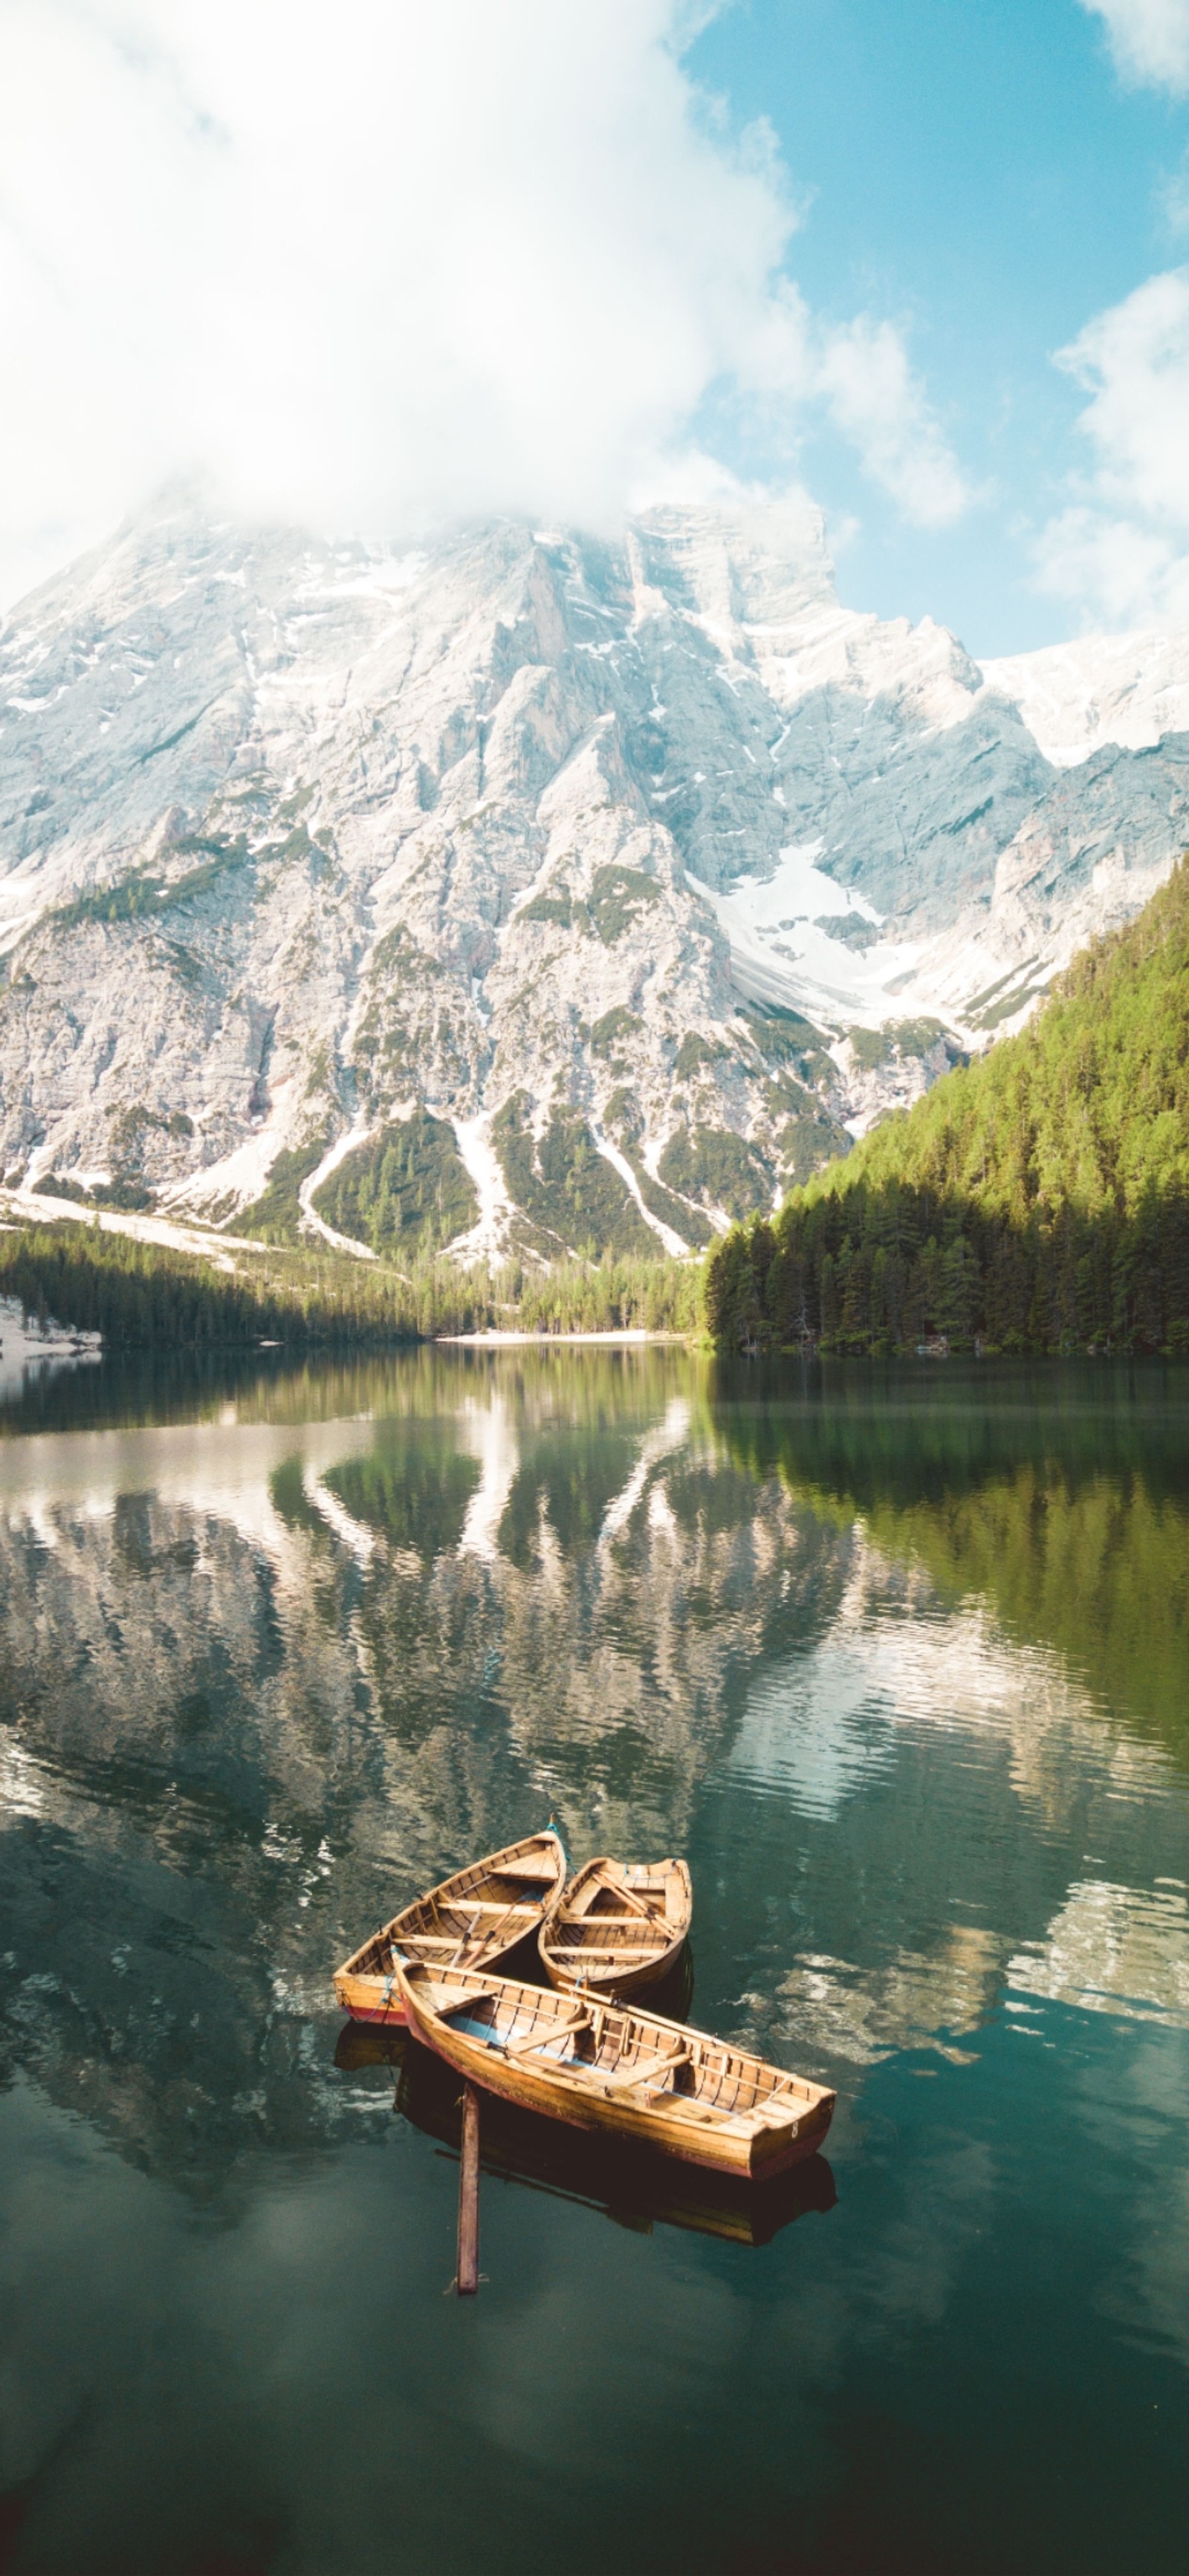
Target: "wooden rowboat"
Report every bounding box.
[395,2033,837,2247]
[333,1831,566,2025]
[397,1959,835,2180]
[540,1855,692,1999]
[330,2020,835,2245]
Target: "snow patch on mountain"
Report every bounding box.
[298,1123,378,1261]
[982,629,1189,766]
[447,1115,520,1266]
[690,848,916,1032]
[161,1081,303,1218]
[589,1120,692,1258]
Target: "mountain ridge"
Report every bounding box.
[2,490,1188,1264]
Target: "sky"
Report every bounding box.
[1,0,1189,652]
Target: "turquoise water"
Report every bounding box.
[1,1347,1188,2574]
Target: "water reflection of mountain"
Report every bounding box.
[0,1354,853,2189]
[690,1493,1189,2080]
[1008,1877,1189,2028]
[4,1348,1189,2196]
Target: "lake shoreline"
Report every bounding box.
[437,1327,690,1346]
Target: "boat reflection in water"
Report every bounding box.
[334,2019,836,2250]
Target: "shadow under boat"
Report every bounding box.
[334,2018,836,2250]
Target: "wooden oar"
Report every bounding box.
[455,1897,525,1965]
[457,2083,480,2295]
[609,1881,652,1918]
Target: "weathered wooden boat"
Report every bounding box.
[540,1855,693,1999]
[396,1960,835,2179]
[330,2018,835,2243]
[395,2031,837,2246]
[333,1831,566,2025]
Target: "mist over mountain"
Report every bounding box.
[1,492,1188,1263]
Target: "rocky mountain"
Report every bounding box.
[1,490,1188,1262]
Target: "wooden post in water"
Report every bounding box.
[457,2082,480,2294]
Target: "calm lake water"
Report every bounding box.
[1,1346,1188,2575]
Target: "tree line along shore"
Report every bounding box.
[0,1223,699,1349]
[4,857,1188,1361]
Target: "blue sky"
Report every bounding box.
[3,2,1189,655]
[690,0,1189,649]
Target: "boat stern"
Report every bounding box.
[334,1965,408,2025]
[748,2086,836,2178]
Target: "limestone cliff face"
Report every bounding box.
[1,491,1187,1256]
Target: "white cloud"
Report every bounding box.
[1159,157,1189,235]
[1037,267,1189,624]
[1081,1,1189,91]
[1059,269,1189,528]
[0,0,968,606]
[817,317,971,530]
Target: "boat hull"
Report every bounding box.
[398,2037,837,2245]
[545,1943,682,2001]
[335,1922,545,2025]
[541,1857,693,2002]
[334,1974,409,2027]
[399,1967,834,2181]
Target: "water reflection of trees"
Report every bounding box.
[716,1357,1189,1765]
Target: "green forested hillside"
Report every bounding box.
[706,856,1189,1354]
[0,1222,697,1349]
[311,1110,479,1258]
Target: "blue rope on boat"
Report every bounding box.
[447,2014,586,2069]
[547,1812,569,1878]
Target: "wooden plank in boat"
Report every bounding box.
[601,2043,691,2092]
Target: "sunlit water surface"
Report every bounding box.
[1,1347,1188,2575]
